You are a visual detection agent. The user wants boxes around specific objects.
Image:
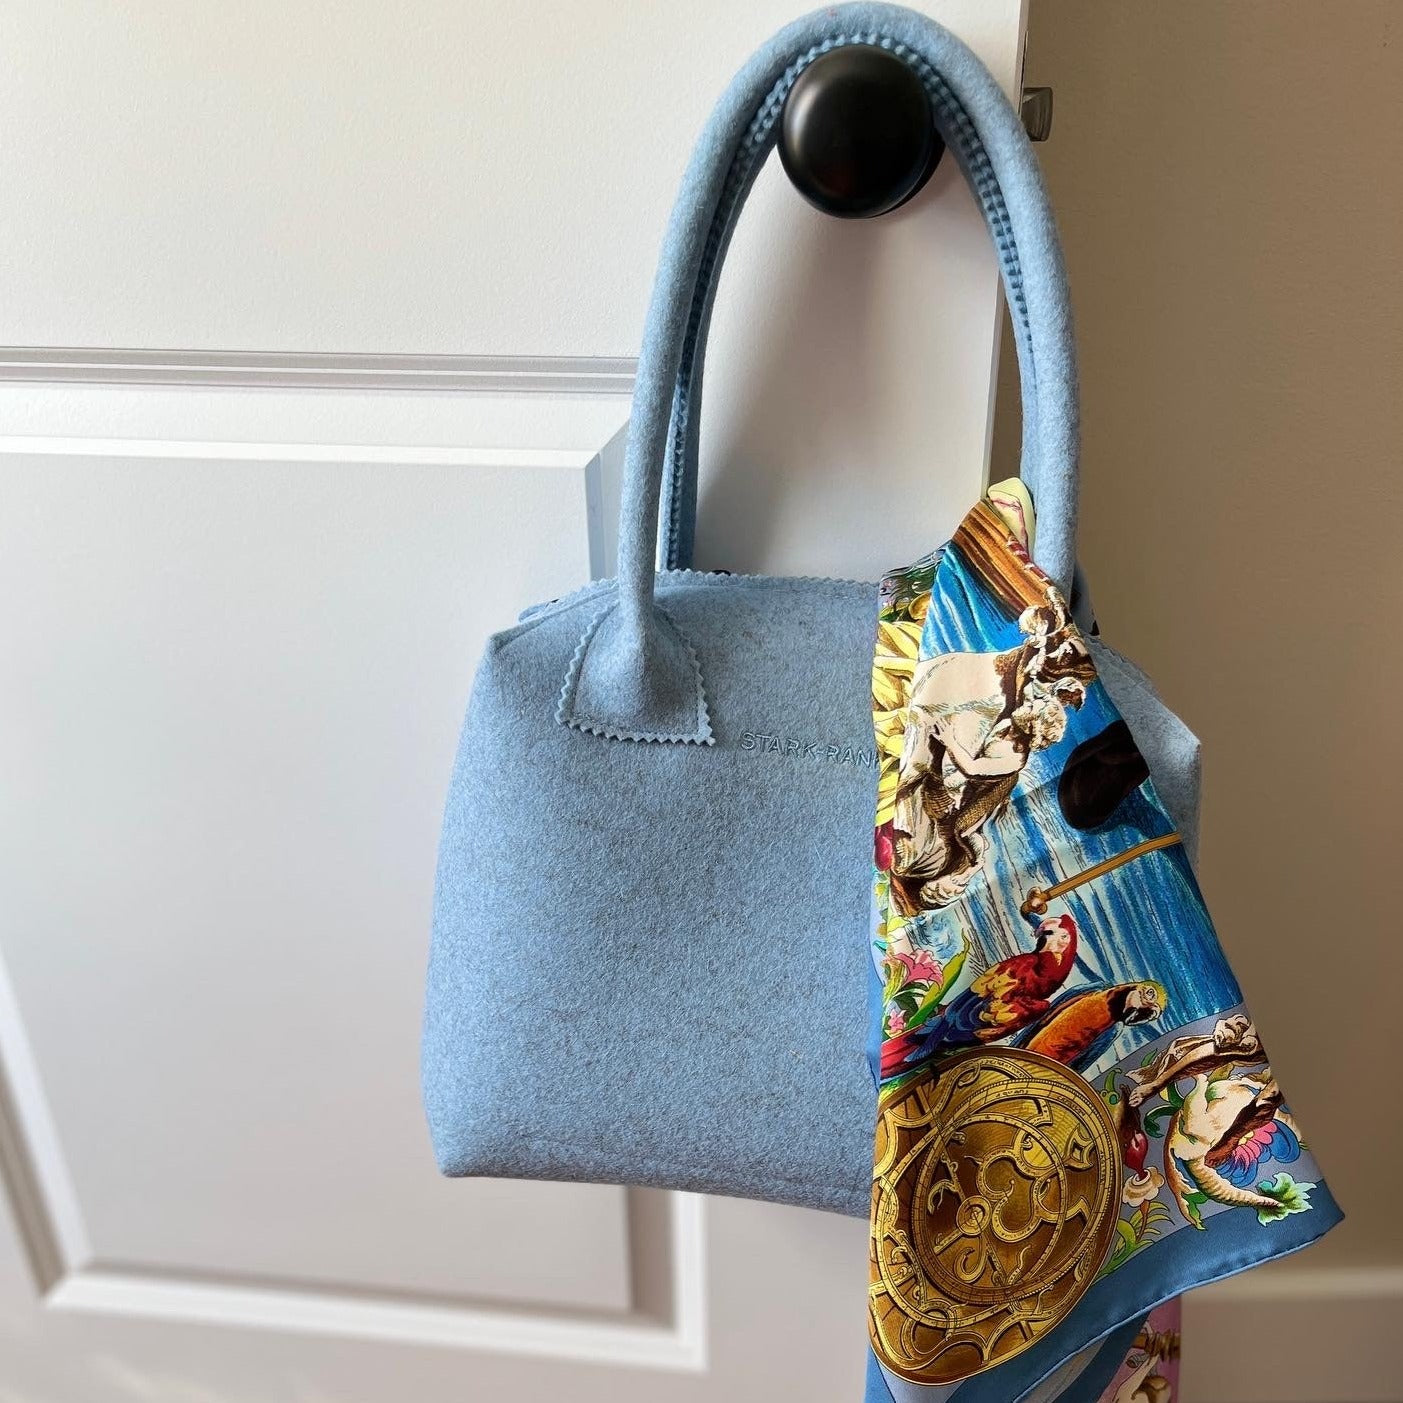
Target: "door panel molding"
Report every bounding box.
[38,1194,706,1370]
[0,399,711,1370]
[0,349,637,395]
[4,950,704,1365]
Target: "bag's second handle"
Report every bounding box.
[558,2,1079,746]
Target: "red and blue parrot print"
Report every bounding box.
[881,914,1079,1078]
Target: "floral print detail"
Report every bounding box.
[1123,1166,1166,1207]
[888,948,942,985]
[1222,1120,1302,1188]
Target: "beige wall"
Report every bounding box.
[994,0,1402,1282]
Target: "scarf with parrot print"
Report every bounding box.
[862,482,1342,1403]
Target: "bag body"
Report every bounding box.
[422,2,1199,1215]
[423,565,1198,1213]
[427,571,879,1211]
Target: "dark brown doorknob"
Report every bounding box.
[778,45,944,218]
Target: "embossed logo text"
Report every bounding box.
[740,730,875,768]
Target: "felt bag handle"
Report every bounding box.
[653,12,1078,586]
[557,2,1079,746]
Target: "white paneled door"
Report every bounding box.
[0,4,1033,1401]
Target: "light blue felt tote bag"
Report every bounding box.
[421,2,1201,1216]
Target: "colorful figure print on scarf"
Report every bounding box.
[864,485,1340,1403]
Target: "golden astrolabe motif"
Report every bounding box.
[869,1047,1121,1386]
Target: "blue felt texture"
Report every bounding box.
[421,3,1203,1214]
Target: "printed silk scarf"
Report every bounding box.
[864,483,1342,1403]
